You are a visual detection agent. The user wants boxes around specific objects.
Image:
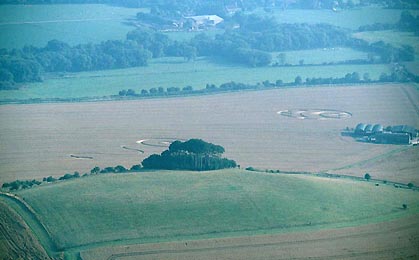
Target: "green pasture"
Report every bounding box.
[272,47,367,65]
[0,57,391,100]
[353,30,419,54]
[0,4,148,49]
[253,7,418,29]
[16,169,418,251]
[404,62,419,76]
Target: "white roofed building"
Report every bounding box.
[185,15,224,30]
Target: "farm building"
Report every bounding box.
[355,123,384,136]
[185,15,224,30]
[389,125,418,139]
[365,124,373,134]
[370,133,411,145]
[355,123,367,135]
[372,124,384,133]
[350,123,418,145]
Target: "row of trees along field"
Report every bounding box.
[1,139,237,191]
[116,67,417,99]
[358,11,419,36]
[0,11,416,89]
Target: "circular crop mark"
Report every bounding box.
[277,109,352,120]
[136,138,185,147]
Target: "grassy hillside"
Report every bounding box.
[0,4,147,49]
[0,57,390,100]
[16,170,419,251]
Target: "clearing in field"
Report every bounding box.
[6,169,418,258]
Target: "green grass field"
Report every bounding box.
[253,7,418,30]
[0,57,390,100]
[13,170,419,249]
[353,30,419,54]
[15,169,419,251]
[272,47,367,65]
[0,4,148,49]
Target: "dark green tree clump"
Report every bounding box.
[141,139,237,171]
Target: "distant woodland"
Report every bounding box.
[0,1,417,89]
[2,0,418,10]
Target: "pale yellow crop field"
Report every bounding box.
[0,84,418,184]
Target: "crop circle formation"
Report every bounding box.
[136,138,185,147]
[277,109,352,120]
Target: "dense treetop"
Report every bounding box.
[142,139,237,171]
[169,139,225,155]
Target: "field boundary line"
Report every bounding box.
[325,146,411,172]
[400,85,419,116]
[0,192,59,255]
[247,169,418,190]
[0,82,409,105]
[102,216,419,260]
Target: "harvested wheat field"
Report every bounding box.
[81,214,419,260]
[0,83,418,183]
[0,200,51,260]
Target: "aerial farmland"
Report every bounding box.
[0,1,418,260]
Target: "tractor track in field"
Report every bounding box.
[401,85,419,116]
[104,217,419,260]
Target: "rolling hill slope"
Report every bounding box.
[13,169,419,251]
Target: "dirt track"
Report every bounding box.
[81,214,419,260]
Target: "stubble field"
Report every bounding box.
[81,213,419,260]
[0,83,418,184]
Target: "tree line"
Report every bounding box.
[0,39,151,90]
[1,139,236,191]
[115,65,417,100]
[0,12,416,89]
[358,11,419,36]
[1,64,416,104]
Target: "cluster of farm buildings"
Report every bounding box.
[345,123,419,145]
